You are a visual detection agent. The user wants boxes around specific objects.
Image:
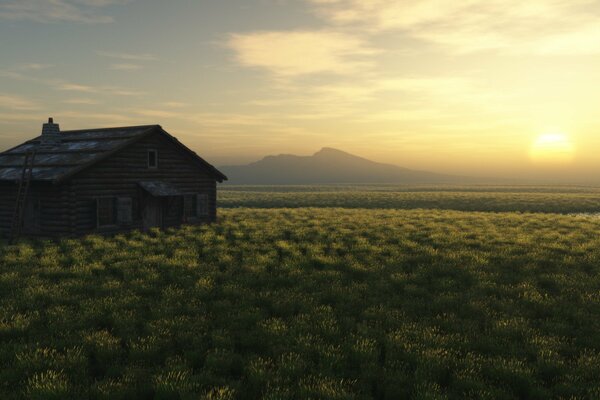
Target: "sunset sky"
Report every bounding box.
[2,0,600,182]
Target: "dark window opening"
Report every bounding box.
[97,198,115,227]
[148,150,158,168]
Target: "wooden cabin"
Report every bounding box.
[0,119,227,238]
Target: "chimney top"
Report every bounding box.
[41,117,61,143]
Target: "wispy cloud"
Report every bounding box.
[307,0,600,55]
[0,94,39,111]
[0,112,43,123]
[56,81,145,96]
[0,67,144,98]
[228,30,377,77]
[243,74,514,125]
[56,110,139,124]
[0,0,129,24]
[19,63,54,70]
[131,108,280,127]
[62,98,100,105]
[163,102,190,108]
[58,83,97,93]
[535,23,600,55]
[97,50,156,72]
[109,63,143,71]
[97,51,158,61]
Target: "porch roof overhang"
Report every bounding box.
[138,181,183,197]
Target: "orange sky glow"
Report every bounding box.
[2,0,600,183]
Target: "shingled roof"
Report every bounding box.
[0,122,227,183]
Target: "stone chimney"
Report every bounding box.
[41,117,61,145]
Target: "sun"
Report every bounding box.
[530,132,575,164]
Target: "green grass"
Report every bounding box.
[220,184,600,193]
[1,207,600,399]
[219,185,600,214]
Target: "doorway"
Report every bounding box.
[142,196,163,230]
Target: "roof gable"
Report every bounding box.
[0,125,227,183]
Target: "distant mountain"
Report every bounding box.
[219,147,480,184]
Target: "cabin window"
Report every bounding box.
[148,150,158,168]
[97,198,115,227]
[182,194,209,219]
[116,197,133,224]
[196,194,209,217]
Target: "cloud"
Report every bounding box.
[19,63,54,70]
[97,51,158,61]
[535,24,600,55]
[131,108,280,127]
[0,67,144,98]
[62,98,100,105]
[58,83,97,92]
[307,0,600,55]
[56,110,138,124]
[0,0,128,23]
[163,102,190,108]
[56,81,145,96]
[0,94,39,111]
[0,112,43,123]
[228,30,377,76]
[234,70,522,134]
[109,63,143,71]
[97,50,156,71]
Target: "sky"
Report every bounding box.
[2,0,600,183]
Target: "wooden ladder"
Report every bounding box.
[9,151,36,243]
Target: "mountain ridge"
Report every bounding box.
[219,148,479,185]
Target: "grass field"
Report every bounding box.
[2,186,600,399]
[219,185,600,214]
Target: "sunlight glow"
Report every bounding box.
[530,133,575,164]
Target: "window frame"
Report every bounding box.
[147,149,158,169]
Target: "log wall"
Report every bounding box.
[70,132,218,236]
[0,182,16,237]
[1,131,219,238]
[0,182,70,238]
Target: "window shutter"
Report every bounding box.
[117,197,133,224]
[196,194,209,217]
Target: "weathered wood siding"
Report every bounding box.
[70,131,217,236]
[0,182,15,237]
[0,182,71,238]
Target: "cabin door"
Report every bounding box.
[143,196,163,230]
